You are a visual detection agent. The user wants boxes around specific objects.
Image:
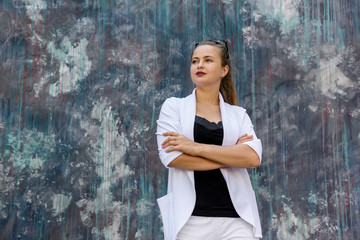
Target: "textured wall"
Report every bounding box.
[0,0,359,239]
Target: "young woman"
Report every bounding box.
[156,40,262,240]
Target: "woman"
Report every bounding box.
[156,40,262,240]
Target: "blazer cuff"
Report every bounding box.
[243,139,262,164]
[158,148,183,168]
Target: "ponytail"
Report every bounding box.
[220,70,237,105]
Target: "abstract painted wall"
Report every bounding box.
[0,0,359,239]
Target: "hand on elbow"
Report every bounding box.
[161,132,200,156]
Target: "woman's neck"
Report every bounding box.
[195,87,220,106]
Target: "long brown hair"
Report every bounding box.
[191,40,238,105]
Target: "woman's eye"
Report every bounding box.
[206,59,212,62]
[192,60,197,64]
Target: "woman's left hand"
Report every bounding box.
[161,132,200,156]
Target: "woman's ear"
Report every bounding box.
[222,65,230,78]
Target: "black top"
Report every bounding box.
[191,116,240,218]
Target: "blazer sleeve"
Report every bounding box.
[156,98,183,168]
[239,111,263,165]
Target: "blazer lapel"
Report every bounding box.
[219,92,239,183]
[179,88,197,184]
[219,92,238,147]
[180,88,196,141]
[219,93,230,182]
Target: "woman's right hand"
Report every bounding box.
[236,134,253,144]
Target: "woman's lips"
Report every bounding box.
[196,72,206,76]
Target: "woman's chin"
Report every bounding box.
[192,79,221,89]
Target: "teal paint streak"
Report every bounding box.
[267,164,273,220]
[303,0,310,50]
[17,59,24,129]
[342,123,353,228]
[241,40,247,101]
[324,170,330,234]
[326,0,332,42]
[150,28,157,129]
[250,2,256,124]
[331,124,342,240]
[251,46,255,123]
[354,0,360,40]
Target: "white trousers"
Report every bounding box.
[176,216,259,240]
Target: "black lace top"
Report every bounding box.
[191,116,240,218]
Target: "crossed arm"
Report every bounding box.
[156,98,261,171]
[161,132,260,170]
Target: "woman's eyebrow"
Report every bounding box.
[192,55,214,59]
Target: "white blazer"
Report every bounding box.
[156,88,262,240]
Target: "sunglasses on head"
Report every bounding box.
[195,39,229,59]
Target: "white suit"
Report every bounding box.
[156,88,262,240]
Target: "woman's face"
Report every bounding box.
[190,45,229,88]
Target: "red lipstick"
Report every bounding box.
[196,71,206,76]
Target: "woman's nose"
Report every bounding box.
[197,60,204,68]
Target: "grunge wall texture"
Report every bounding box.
[0,0,359,239]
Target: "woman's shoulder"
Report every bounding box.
[160,95,190,114]
[162,96,184,106]
[162,93,193,106]
[224,102,247,115]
